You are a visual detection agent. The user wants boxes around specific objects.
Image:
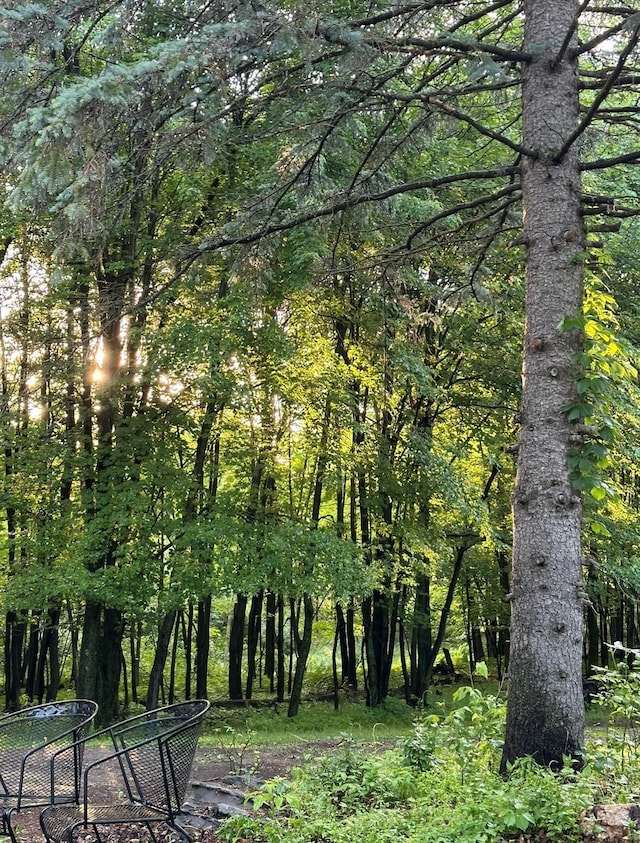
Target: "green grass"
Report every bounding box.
[201,695,420,748]
[197,679,509,749]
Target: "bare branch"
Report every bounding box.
[582,203,640,218]
[552,0,592,69]
[581,149,640,169]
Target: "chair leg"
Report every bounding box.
[167,820,192,843]
[3,809,19,843]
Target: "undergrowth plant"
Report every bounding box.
[587,646,640,799]
[220,687,598,843]
[213,724,260,775]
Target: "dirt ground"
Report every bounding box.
[12,740,336,843]
[191,738,338,782]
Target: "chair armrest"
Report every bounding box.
[78,731,170,817]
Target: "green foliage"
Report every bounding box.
[588,650,640,786]
[561,276,638,526]
[221,689,597,843]
[402,686,505,777]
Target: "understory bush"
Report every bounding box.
[220,682,640,843]
[587,652,640,800]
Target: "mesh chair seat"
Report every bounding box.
[40,700,210,843]
[41,803,170,843]
[0,700,98,843]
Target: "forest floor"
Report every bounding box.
[12,739,339,843]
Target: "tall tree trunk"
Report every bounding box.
[146,609,177,710]
[184,604,194,700]
[228,595,247,700]
[335,465,357,691]
[5,613,24,711]
[130,621,141,705]
[264,591,277,693]
[1,267,30,710]
[425,543,470,687]
[78,603,123,723]
[335,602,358,690]
[246,591,264,700]
[77,256,127,724]
[34,608,61,703]
[65,600,79,691]
[288,594,314,717]
[287,392,333,715]
[196,597,211,699]
[502,0,585,770]
[409,571,432,703]
[276,595,286,702]
[24,613,40,701]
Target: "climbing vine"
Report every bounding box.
[561,274,638,531]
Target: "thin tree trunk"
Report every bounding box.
[130,621,140,705]
[410,571,432,703]
[264,591,277,693]
[121,648,129,710]
[24,613,40,701]
[229,595,247,700]
[288,594,314,717]
[184,604,193,700]
[35,608,61,702]
[77,601,101,703]
[246,591,264,700]
[169,611,183,704]
[196,597,211,699]
[146,610,177,710]
[65,600,79,691]
[276,595,285,702]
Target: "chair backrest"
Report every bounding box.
[107,700,209,816]
[0,700,98,807]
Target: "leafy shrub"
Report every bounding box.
[587,651,640,800]
[221,688,595,843]
[401,686,505,776]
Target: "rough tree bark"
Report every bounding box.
[501,0,586,771]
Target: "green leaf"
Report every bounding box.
[474,660,489,679]
[589,486,607,501]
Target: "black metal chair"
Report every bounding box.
[40,699,210,843]
[0,699,98,843]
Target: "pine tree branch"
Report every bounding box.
[404,188,520,251]
[551,0,592,69]
[382,35,529,64]
[424,95,533,156]
[193,166,521,253]
[581,150,640,169]
[572,11,640,57]
[582,204,640,218]
[554,23,640,162]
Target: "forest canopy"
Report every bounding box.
[0,0,638,764]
